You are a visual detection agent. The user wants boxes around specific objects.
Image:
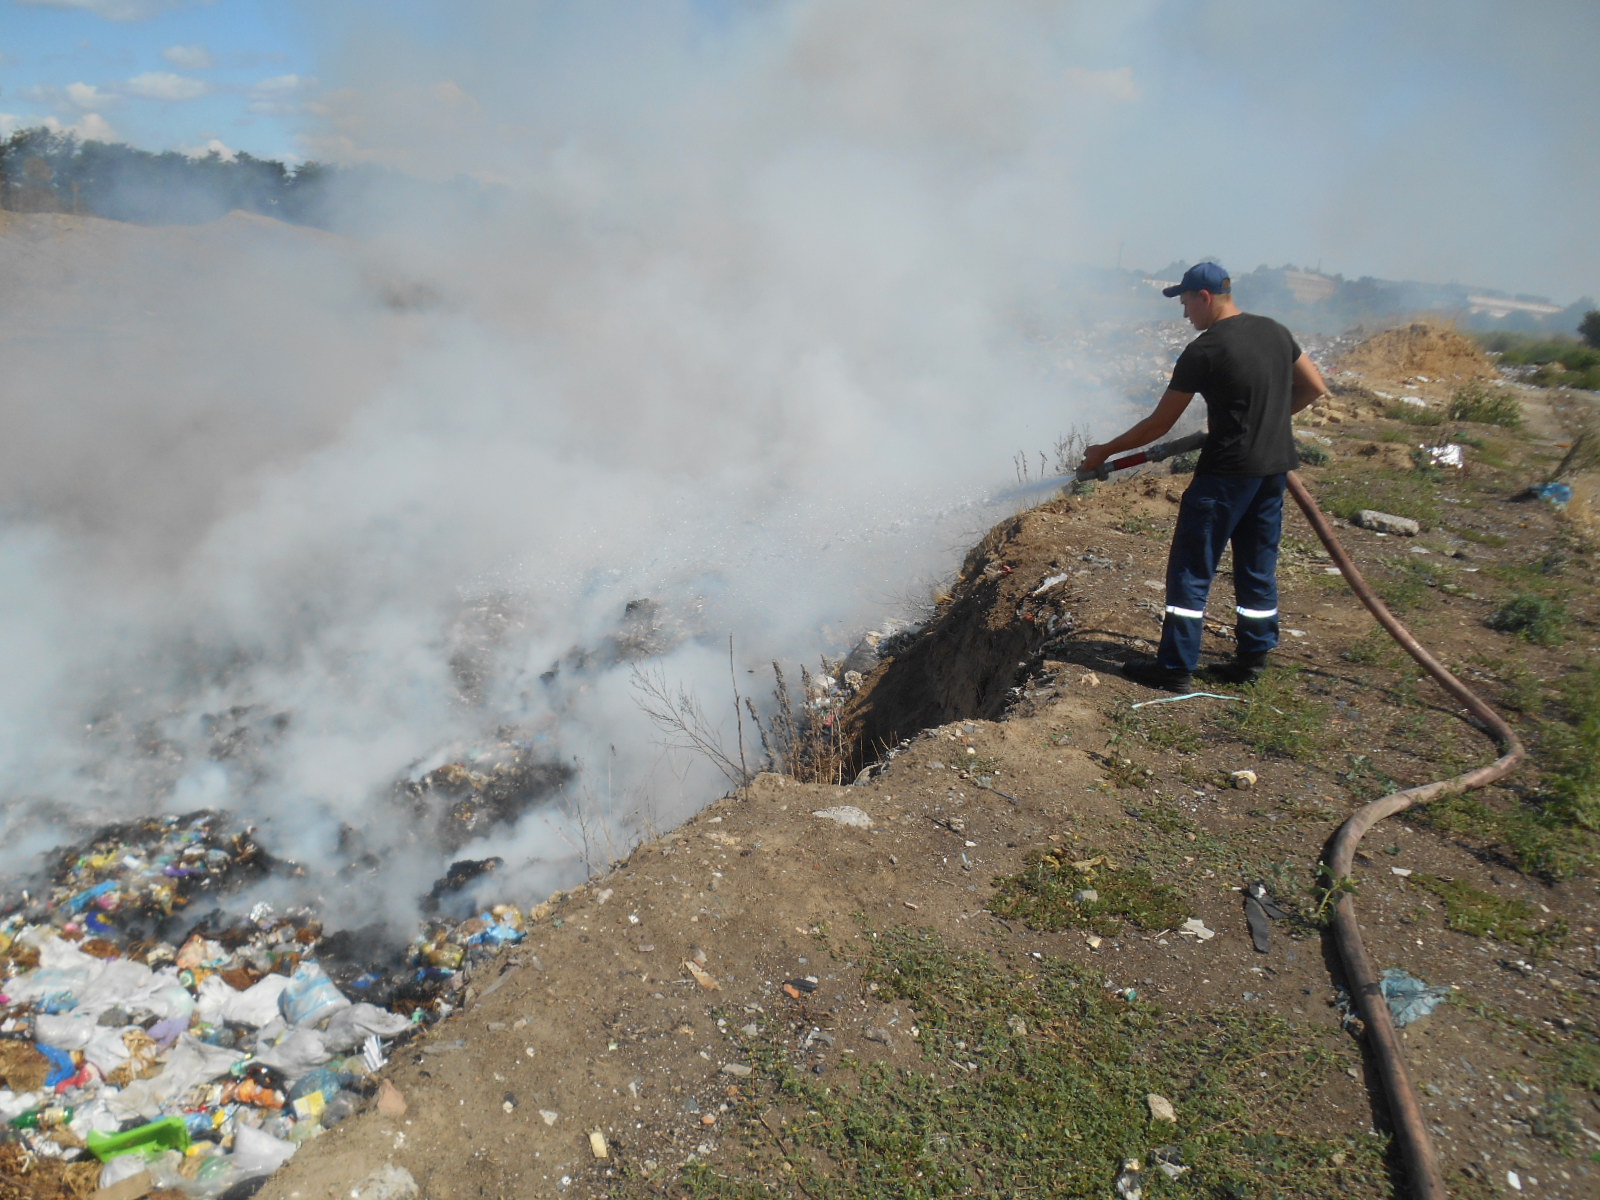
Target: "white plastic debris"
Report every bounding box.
[1423,443,1465,469]
[196,971,292,1028]
[362,1032,389,1073]
[255,1027,334,1075]
[1031,572,1072,596]
[323,1003,415,1051]
[232,1123,297,1174]
[1179,918,1216,941]
[105,1035,245,1122]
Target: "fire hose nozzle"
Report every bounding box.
[1073,431,1206,483]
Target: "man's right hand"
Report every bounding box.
[1079,444,1112,473]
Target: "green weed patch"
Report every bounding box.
[1406,872,1566,951]
[1415,790,1590,882]
[1486,593,1568,646]
[1449,381,1524,428]
[1222,674,1332,759]
[662,926,1389,1200]
[1314,469,1444,528]
[991,848,1187,936]
[1541,668,1600,834]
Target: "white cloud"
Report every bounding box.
[163,44,216,72]
[180,138,236,162]
[250,74,314,117]
[124,72,209,102]
[30,111,119,141]
[65,82,119,111]
[16,0,187,20]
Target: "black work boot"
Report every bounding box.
[1121,657,1194,692]
[1200,651,1269,685]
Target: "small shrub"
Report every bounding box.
[1295,440,1331,466]
[1167,450,1199,475]
[1420,790,1587,881]
[1532,364,1600,391]
[1385,402,1446,427]
[1449,381,1523,427]
[1486,594,1567,646]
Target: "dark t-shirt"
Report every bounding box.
[1168,312,1302,476]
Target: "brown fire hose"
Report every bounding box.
[1286,471,1525,1200]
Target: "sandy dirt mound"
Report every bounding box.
[1335,320,1498,384]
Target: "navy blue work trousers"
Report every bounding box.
[1154,472,1286,672]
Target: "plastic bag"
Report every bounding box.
[255,1027,333,1077]
[279,962,351,1028]
[1380,968,1451,1027]
[321,1003,412,1051]
[231,1123,297,1173]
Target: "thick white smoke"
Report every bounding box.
[2,1,1129,927]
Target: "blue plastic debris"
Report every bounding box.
[65,880,117,912]
[37,1043,76,1089]
[1529,483,1572,508]
[466,914,526,949]
[1379,968,1451,1027]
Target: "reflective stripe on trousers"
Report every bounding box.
[1153,472,1286,671]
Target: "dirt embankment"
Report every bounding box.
[250,371,1600,1200]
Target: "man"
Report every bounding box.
[1079,262,1330,690]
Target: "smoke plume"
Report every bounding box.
[2,1,1126,927]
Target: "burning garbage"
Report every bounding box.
[0,808,533,1194]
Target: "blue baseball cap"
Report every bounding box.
[1162,261,1230,297]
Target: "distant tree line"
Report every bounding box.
[0,126,493,233]
[0,127,348,227]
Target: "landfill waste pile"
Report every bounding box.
[0,810,530,1197]
[0,609,897,1197]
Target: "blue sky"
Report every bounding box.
[1,0,1596,302]
[1,1,315,159]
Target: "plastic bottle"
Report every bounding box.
[10,1104,72,1130]
[320,1092,360,1128]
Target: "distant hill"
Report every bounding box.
[1138,262,1592,337]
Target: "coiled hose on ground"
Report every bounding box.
[1286,471,1525,1200]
